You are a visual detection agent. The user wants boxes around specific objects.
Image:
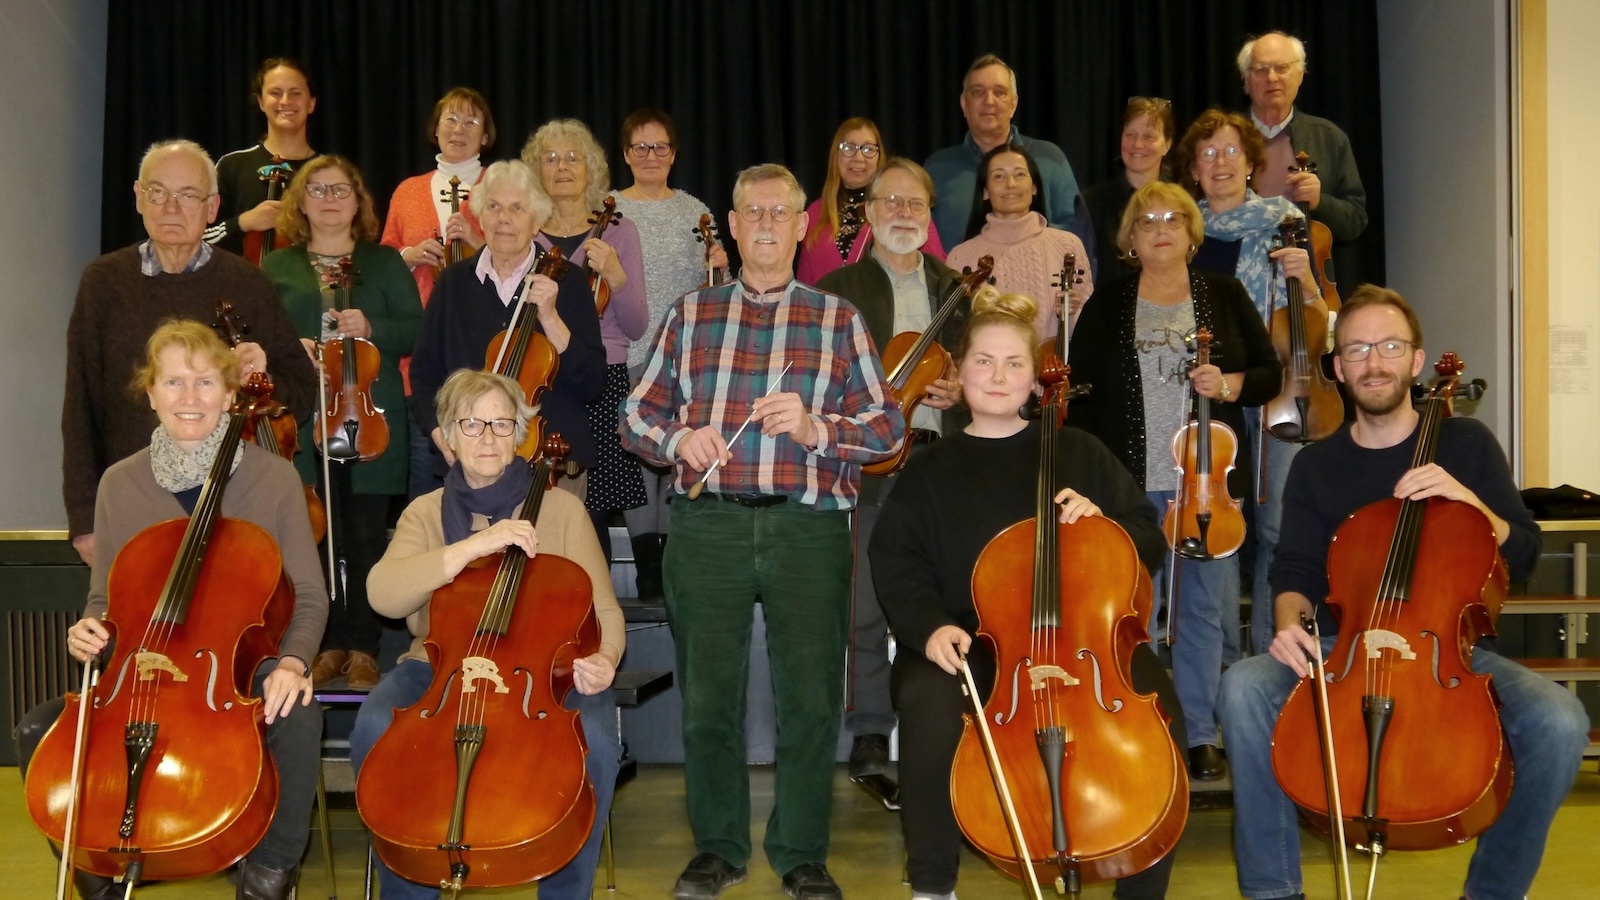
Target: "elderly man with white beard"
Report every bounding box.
[815,157,969,810]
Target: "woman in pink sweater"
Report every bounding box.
[946,143,1092,339]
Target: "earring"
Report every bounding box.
[1127,248,1138,259]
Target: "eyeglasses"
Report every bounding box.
[305,182,354,200]
[1248,61,1301,78]
[539,150,583,167]
[628,142,673,159]
[1198,144,1244,163]
[1134,211,1187,232]
[1338,339,1414,363]
[456,417,516,438]
[871,195,928,215]
[441,113,483,130]
[837,141,881,159]
[736,205,795,223]
[141,185,211,210]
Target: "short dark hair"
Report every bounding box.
[1335,285,1425,350]
[619,108,679,156]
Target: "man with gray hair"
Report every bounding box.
[1238,31,1368,278]
[623,163,904,900]
[61,139,315,567]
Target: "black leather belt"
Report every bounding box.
[908,428,941,446]
[705,492,788,508]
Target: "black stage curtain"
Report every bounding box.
[104,0,1383,284]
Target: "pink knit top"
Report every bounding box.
[945,212,1093,339]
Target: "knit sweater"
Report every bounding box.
[536,217,649,365]
[261,242,422,495]
[86,443,329,668]
[925,126,1082,248]
[62,246,319,537]
[945,212,1092,339]
[367,485,625,668]
[380,169,486,305]
[609,189,717,370]
[206,145,317,255]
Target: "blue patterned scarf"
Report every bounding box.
[1199,191,1303,321]
[441,459,533,544]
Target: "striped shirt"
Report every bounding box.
[621,278,904,511]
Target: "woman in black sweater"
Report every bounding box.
[870,286,1184,900]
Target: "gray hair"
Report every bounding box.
[435,369,537,452]
[1236,31,1308,82]
[470,160,553,229]
[732,164,806,211]
[521,118,611,211]
[138,139,218,195]
[962,53,1018,97]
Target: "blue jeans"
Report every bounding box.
[1218,645,1590,899]
[1244,408,1302,658]
[407,408,438,501]
[1147,489,1239,747]
[349,658,622,899]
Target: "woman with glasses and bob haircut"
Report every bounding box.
[799,117,947,284]
[1067,180,1280,784]
[350,367,623,900]
[262,154,422,689]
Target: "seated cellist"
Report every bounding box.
[17,320,328,900]
[868,286,1185,900]
[1217,286,1590,900]
[349,368,623,900]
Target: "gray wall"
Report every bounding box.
[1376,0,1514,452]
[0,0,108,530]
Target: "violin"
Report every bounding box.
[25,389,295,883]
[1272,354,1507,884]
[486,247,567,460]
[1262,217,1341,444]
[694,213,727,288]
[356,433,600,892]
[242,155,290,266]
[584,196,623,316]
[864,256,993,477]
[1052,251,1087,342]
[1289,151,1341,310]
[442,175,470,266]
[213,299,326,544]
[315,258,390,462]
[950,345,1186,895]
[1162,328,1246,560]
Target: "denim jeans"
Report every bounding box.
[664,496,852,875]
[1218,645,1590,899]
[349,658,622,899]
[1243,408,1302,658]
[1147,489,1240,747]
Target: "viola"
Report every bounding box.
[315,258,390,462]
[584,196,623,316]
[950,354,1187,894]
[1289,151,1341,310]
[442,174,470,266]
[1052,251,1087,343]
[213,299,327,544]
[486,247,567,459]
[356,433,600,892]
[25,390,295,882]
[1262,217,1342,445]
[1162,328,1246,560]
[1272,354,1508,874]
[864,256,993,477]
[242,156,290,266]
[694,213,727,288]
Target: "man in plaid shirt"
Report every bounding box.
[622,163,904,900]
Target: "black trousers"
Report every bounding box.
[14,660,322,872]
[316,462,395,656]
[892,641,1185,898]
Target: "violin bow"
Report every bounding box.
[686,362,793,500]
[958,652,1045,900]
[55,656,100,900]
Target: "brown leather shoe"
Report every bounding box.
[343,650,380,689]
[309,650,347,686]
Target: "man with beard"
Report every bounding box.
[623,163,903,900]
[1216,286,1589,900]
[816,158,965,809]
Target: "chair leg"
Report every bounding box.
[363,839,375,900]
[315,764,338,899]
[603,816,616,891]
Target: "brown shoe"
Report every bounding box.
[343,650,380,689]
[309,650,347,686]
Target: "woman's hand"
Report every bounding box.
[572,653,617,695]
[709,244,730,270]
[582,238,625,290]
[67,616,110,664]
[329,308,371,339]
[463,519,539,560]
[234,342,268,378]
[1053,488,1101,524]
[445,212,483,251]
[1190,363,1235,401]
[1269,245,1319,296]
[924,625,972,676]
[404,239,445,269]
[260,657,314,725]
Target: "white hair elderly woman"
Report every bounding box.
[352,367,623,900]
[407,159,606,500]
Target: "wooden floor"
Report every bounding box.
[7,763,1598,898]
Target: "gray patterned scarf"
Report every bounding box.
[1198,191,1303,321]
[149,414,243,493]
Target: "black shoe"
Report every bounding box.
[847,734,889,778]
[236,860,297,900]
[673,852,748,900]
[851,772,901,811]
[632,533,665,601]
[782,862,843,899]
[1188,744,1227,781]
[73,871,122,900]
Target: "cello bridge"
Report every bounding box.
[134,651,188,683]
[1027,664,1080,691]
[1360,629,1416,661]
[460,656,511,694]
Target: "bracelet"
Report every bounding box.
[1218,376,1233,402]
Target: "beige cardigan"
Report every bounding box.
[367,486,624,667]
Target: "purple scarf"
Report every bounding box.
[441,459,533,544]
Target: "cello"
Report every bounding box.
[242,156,290,266]
[315,257,390,462]
[949,318,1187,895]
[1162,328,1246,560]
[1261,217,1341,445]
[1271,354,1507,894]
[863,256,993,477]
[25,389,294,884]
[355,433,600,893]
[583,196,623,316]
[486,247,567,460]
